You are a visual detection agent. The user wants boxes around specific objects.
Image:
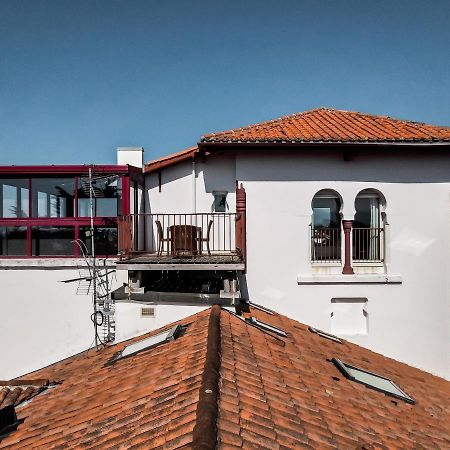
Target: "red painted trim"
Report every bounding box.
[0,165,130,175]
[121,176,131,215]
[26,225,32,257]
[342,220,354,275]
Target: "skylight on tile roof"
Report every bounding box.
[2,307,449,449]
[332,358,415,404]
[111,324,183,363]
[309,326,342,343]
[244,316,287,337]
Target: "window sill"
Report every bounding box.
[297,274,402,285]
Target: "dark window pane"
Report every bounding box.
[354,197,380,228]
[0,227,27,255]
[32,226,74,256]
[77,176,121,217]
[79,226,118,255]
[214,193,227,213]
[312,197,341,228]
[32,178,75,218]
[0,179,29,218]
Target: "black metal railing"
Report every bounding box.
[310,227,341,263]
[352,227,384,262]
[118,213,241,258]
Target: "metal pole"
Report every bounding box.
[89,167,98,347]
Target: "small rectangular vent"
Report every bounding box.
[141,307,155,318]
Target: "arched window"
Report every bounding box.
[353,189,385,262]
[311,190,342,262]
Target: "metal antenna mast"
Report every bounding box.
[88,167,99,347]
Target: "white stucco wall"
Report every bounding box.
[142,150,450,379]
[236,150,450,379]
[0,267,99,379]
[114,303,205,343]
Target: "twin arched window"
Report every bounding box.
[311,189,385,263]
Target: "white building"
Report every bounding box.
[120,108,450,379]
[2,108,450,380]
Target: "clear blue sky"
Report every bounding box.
[0,0,449,165]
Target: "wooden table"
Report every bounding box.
[168,225,200,256]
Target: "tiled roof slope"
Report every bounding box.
[0,380,49,409]
[1,306,449,449]
[201,108,450,143]
[0,309,211,449]
[144,146,199,173]
[218,310,450,449]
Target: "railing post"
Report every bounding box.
[236,182,247,269]
[342,220,354,274]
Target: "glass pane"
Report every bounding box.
[77,176,122,217]
[77,198,91,217]
[0,226,27,255]
[354,197,380,228]
[96,198,117,217]
[0,179,29,218]
[32,178,75,218]
[121,327,174,358]
[346,365,408,398]
[312,198,340,228]
[214,194,227,213]
[79,226,118,255]
[32,226,74,256]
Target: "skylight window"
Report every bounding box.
[308,326,342,343]
[332,358,415,404]
[111,325,182,363]
[245,317,287,337]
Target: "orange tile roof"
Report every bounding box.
[1,306,449,449]
[144,146,199,173]
[201,107,450,143]
[0,380,50,409]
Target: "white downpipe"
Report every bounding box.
[192,159,196,213]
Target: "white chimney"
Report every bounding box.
[117,147,144,169]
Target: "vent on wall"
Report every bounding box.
[331,298,368,336]
[141,307,155,318]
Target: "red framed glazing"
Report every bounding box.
[0,165,140,258]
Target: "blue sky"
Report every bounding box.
[0,0,449,165]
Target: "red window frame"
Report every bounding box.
[0,165,140,258]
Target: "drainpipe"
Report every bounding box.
[192,158,197,213]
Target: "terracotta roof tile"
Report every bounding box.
[0,379,50,409]
[217,309,450,449]
[201,107,450,143]
[1,306,449,449]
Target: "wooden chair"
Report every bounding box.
[155,220,170,256]
[197,220,213,256]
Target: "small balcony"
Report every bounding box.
[310,225,385,265]
[117,212,246,270]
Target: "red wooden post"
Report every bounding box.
[235,182,247,269]
[342,220,354,274]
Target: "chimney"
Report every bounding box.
[117,147,144,169]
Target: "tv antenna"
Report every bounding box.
[60,167,118,347]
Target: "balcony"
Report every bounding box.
[310,226,384,265]
[117,212,246,270]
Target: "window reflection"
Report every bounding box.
[32,226,74,256]
[78,176,121,217]
[0,227,27,255]
[79,226,118,255]
[32,178,75,218]
[0,179,29,218]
